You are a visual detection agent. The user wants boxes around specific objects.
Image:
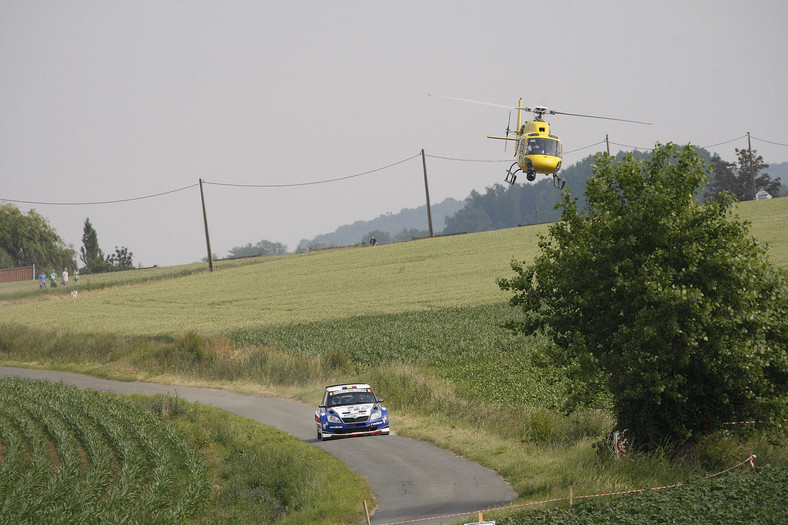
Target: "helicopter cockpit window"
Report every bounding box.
[526,138,562,157]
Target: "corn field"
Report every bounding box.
[0,377,211,524]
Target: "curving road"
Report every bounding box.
[0,366,515,524]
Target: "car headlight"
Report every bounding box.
[327,414,341,424]
[369,410,382,421]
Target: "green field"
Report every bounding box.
[2,198,785,336]
[0,377,211,524]
[1,196,786,523]
[0,378,372,525]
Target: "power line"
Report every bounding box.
[0,183,199,206]
[609,140,653,152]
[563,140,606,155]
[751,135,788,147]
[3,134,786,207]
[424,154,509,163]
[699,135,748,149]
[204,153,421,188]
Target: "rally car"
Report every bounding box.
[315,383,390,440]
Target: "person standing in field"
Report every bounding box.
[74,268,79,285]
[62,267,69,286]
[39,271,47,288]
[49,269,58,288]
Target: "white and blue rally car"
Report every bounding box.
[315,383,390,441]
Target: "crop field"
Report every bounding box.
[1,198,785,338]
[0,377,211,524]
[496,465,788,525]
[0,197,786,523]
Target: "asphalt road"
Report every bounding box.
[0,366,515,524]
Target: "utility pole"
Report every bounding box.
[421,149,434,238]
[534,186,539,223]
[606,134,610,155]
[747,131,757,200]
[199,178,214,272]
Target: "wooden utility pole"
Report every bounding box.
[199,178,214,272]
[421,149,434,238]
[747,131,757,199]
[606,134,610,155]
[534,186,539,223]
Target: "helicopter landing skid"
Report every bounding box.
[552,173,566,189]
[504,162,520,184]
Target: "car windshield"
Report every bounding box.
[525,137,562,157]
[327,391,377,407]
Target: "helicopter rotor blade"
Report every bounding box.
[428,94,650,124]
[427,93,527,112]
[549,109,651,125]
[504,111,512,152]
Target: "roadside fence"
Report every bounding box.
[0,265,34,283]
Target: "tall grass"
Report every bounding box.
[130,393,374,525]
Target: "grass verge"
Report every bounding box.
[128,392,374,525]
[2,324,784,522]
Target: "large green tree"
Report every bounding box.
[498,143,787,450]
[0,203,75,270]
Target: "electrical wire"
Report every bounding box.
[3,135,785,207]
[0,183,199,206]
[751,135,788,147]
[424,154,509,163]
[608,141,653,152]
[204,153,421,188]
[699,135,747,149]
[563,140,607,155]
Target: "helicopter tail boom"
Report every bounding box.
[516,98,523,133]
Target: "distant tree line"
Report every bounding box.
[227,240,288,258]
[0,204,75,271]
[705,148,780,201]
[440,146,781,236]
[0,204,135,274]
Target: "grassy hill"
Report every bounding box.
[1,197,785,336]
[1,196,786,523]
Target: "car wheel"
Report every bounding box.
[317,428,322,440]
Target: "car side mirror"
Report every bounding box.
[376,399,384,404]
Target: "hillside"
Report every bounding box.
[1,197,785,337]
[295,197,464,251]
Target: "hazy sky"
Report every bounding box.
[2,0,787,267]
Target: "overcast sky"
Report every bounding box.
[2,0,787,267]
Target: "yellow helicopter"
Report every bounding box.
[429,95,650,188]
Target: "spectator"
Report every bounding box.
[62,267,69,286]
[369,234,378,246]
[49,269,58,288]
[39,271,47,288]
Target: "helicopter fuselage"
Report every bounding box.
[515,120,563,176]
